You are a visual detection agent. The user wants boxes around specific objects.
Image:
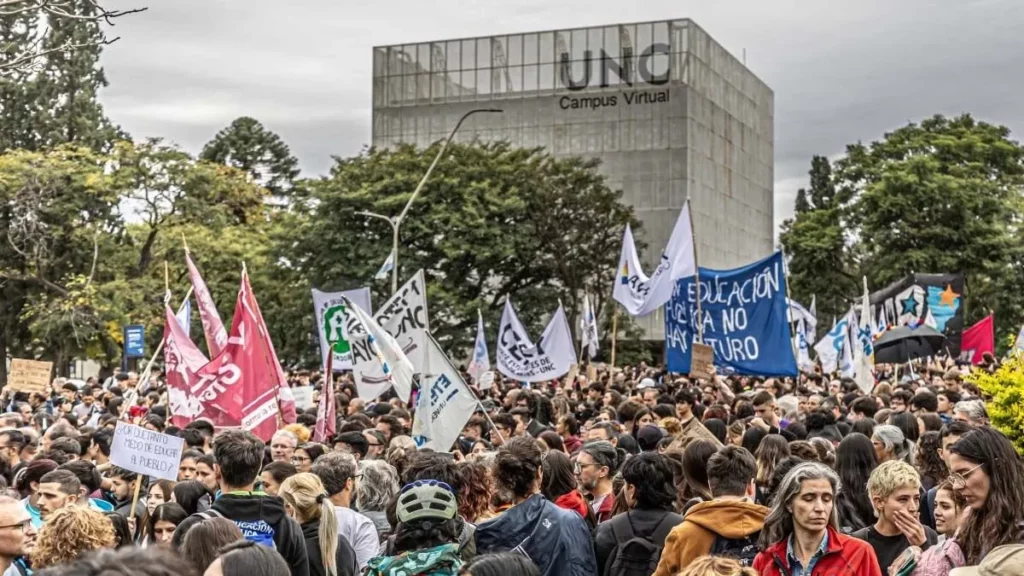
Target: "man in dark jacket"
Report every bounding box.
[594,453,683,576]
[173,429,309,576]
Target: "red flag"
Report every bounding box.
[193,270,281,441]
[314,355,336,443]
[163,304,210,428]
[244,271,296,425]
[960,315,995,365]
[186,249,229,358]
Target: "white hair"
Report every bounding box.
[271,429,298,447]
[872,424,914,464]
[954,400,989,425]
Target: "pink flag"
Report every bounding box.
[186,250,228,358]
[960,315,995,365]
[243,271,296,425]
[314,356,336,443]
[163,304,210,429]
[193,270,281,441]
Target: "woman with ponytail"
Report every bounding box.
[279,472,359,576]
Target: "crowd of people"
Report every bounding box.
[0,358,1020,576]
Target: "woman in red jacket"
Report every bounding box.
[753,462,882,576]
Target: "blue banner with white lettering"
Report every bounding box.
[665,251,797,377]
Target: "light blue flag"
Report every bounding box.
[374,250,395,281]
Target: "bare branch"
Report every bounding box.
[0,270,69,296]
[84,231,99,288]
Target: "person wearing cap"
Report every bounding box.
[364,480,464,576]
[951,544,1024,576]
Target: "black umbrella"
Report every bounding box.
[873,325,947,364]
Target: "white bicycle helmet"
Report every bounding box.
[396,479,458,523]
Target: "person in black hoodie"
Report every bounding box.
[278,472,359,576]
[594,452,683,576]
[172,429,309,576]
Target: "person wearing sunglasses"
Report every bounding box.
[946,427,1024,566]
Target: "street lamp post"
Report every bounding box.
[357,107,503,295]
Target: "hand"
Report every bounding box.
[749,418,770,432]
[893,510,927,547]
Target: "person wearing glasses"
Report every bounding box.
[312,452,377,571]
[291,444,326,474]
[946,427,1024,566]
[0,496,35,576]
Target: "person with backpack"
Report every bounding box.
[172,429,310,576]
[653,445,768,576]
[594,453,682,576]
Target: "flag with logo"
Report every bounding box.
[496,299,577,382]
[468,309,490,384]
[853,277,875,394]
[185,249,228,358]
[612,200,696,316]
[344,296,415,402]
[960,315,995,365]
[840,308,857,379]
[580,293,599,360]
[312,287,373,373]
[814,316,849,375]
[411,333,478,452]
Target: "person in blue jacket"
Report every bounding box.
[475,436,596,576]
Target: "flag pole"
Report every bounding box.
[780,249,800,365]
[609,304,619,371]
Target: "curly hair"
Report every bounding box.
[678,555,757,576]
[456,460,493,523]
[32,506,115,569]
[494,436,542,499]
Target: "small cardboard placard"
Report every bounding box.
[689,343,715,381]
[586,364,598,384]
[7,359,53,395]
[478,371,495,390]
[563,364,579,387]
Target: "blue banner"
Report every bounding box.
[124,325,145,358]
[665,251,797,377]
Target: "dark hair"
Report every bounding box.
[32,547,197,576]
[917,431,948,485]
[918,413,943,433]
[402,452,462,493]
[940,420,972,441]
[146,502,187,544]
[456,461,494,523]
[296,443,326,465]
[261,461,297,487]
[185,420,215,436]
[681,439,716,501]
[172,481,211,516]
[333,431,368,459]
[559,414,579,437]
[617,401,642,425]
[754,435,790,487]
[540,451,576,501]
[741,426,767,455]
[0,429,26,452]
[181,429,206,450]
[938,389,961,406]
[50,436,82,457]
[182,517,244,574]
[621,453,677,510]
[39,469,81,496]
[197,453,216,469]
[108,465,138,483]
[835,433,877,532]
[751,391,774,407]
[460,552,541,576]
[60,460,102,494]
[580,440,619,473]
[538,431,565,453]
[144,414,166,432]
[494,436,542,499]
[14,458,57,497]
[216,540,290,576]
[90,428,113,457]
[673,390,695,407]
[911,391,938,414]
[104,512,133,548]
[490,414,515,437]
[851,418,876,438]
[891,390,913,405]
[707,445,756,497]
[213,430,265,488]
[765,456,805,507]
[702,419,727,444]
[377,415,405,438]
[947,427,1024,564]
[889,411,921,445]
[850,397,878,419]
[788,441,820,462]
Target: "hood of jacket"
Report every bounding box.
[213,492,288,547]
[365,543,462,576]
[554,490,589,520]
[683,499,768,539]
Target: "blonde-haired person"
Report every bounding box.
[31,505,115,569]
[678,555,758,576]
[284,423,312,444]
[279,472,360,576]
[852,460,938,574]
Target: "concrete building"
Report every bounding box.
[371,19,774,339]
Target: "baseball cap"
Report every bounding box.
[951,545,1024,576]
[638,378,657,390]
[636,425,664,452]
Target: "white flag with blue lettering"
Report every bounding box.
[853,277,875,393]
[411,333,478,452]
[612,201,696,316]
[814,317,849,374]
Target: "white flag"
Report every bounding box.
[468,309,490,384]
[580,294,600,359]
[923,309,938,330]
[343,295,415,403]
[809,295,817,319]
[348,271,429,400]
[839,308,857,379]
[794,322,814,372]
[814,316,850,374]
[496,299,577,382]
[1014,324,1024,352]
[175,299,191,336]
[411,333,479,452]
[786,297,817,344]
[375,250,395,281]
[853,277,875,394]
[312,287,373,372]
[612,201,696,316]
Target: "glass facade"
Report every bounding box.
[372,19,774,339]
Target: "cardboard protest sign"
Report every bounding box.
[109,421,184,481]
[7,359,53,395]
[689,342,715,380]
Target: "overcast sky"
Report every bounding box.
[100,0,1023,234]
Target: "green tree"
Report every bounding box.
[201,117,300,201]
[780,155,857,326]
[276,141,639,365]
[837,114,1024,347]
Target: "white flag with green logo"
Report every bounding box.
[312,287,372,372]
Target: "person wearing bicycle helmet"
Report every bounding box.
[365,480,464,576]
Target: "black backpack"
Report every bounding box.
[605,512,675,576]
[708,532,760,567]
